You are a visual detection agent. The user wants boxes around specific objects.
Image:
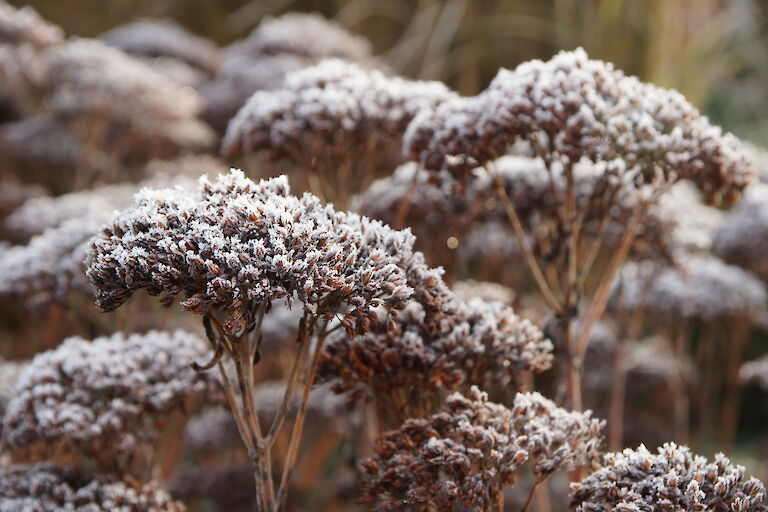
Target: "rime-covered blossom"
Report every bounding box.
[361,387,604,511]
[86,170,417,335]
[1,330,217,467]
[741,355,768,392]
[100,18,219,75]
[610,256,767,320]
[222,59,456,172]
[45,39,214,168]
[0,463,184,511]
[201,12,379,133]
[226,12,373,63]
[571,443,767,511]
[713,191,768,284]
[0,0,62,48]
[0,116,80,187]
[319,297,552,417]
[5,155,222,240]
[405,48,752,202]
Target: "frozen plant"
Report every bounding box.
[1,330,217,476]
[201,12,380,133]
[44,38,214,182]
[0,463,184,511]
[714,188,768,284]
[85,169,425,511]
[222,59,456,205]
[319,297,552,426]
[0,0,62,49]
[403,48,753,411]
[570,443,767,511]
[100,18,219,76]
[361,386,604,512]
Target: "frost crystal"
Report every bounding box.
[361,387,603,511]
[571,443,767,511]
[86,170,417,335]
[405,48,752,202]
[2,330,217,467]
[0,463,184,511]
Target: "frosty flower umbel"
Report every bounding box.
[86,169,421,511]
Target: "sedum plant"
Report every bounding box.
[402,47,753,411]
[85,169,429,511]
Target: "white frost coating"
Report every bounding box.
[2,330,216,461]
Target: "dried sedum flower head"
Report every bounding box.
[86,169,416,335]
[713,192,768,284]
[45,39,214,168]
[1,330,217,467]
[0,0,63,48]
[452,280,515,304]
[100,18,219,75]
[222,59,456,173]
[741,355,768,392]
[0,463,184,511]
[362,387,604,511]
[610,256,767,321]
[405,48,752,202]
[319,297,552,420]
[571,443,767,511]
[227,12,372,63]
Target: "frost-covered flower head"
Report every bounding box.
[0,463,184,511]
[1,330,216,469]
[45,39,214,167]
[714,192,768,284]
[405,48,752,202]
[610,256,767,320]
[86,170,417,335]
[361,387,604,511]
[571,443,767,511]
[0,0,62,48]
[100,18,219,75]
[319,297,552,415]
[741,355,768,392]
[222,59,456,173]
[226,12,372,63]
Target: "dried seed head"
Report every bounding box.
[0,463,184,511]
[405,48,752,203]
[86,170,418,336]
[362,387,604,511]
[1,330,218,469]
[100,18,219,75]
[571,443,767,511]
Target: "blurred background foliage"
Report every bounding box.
[16,0,768,146]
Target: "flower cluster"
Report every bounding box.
[221,59,456,175]
[405,48,752,202]
[571,443,767,511]
[201,12,379,132]
[86,170,417,335]
[0,0,63,48]
[99,18,219,76]
[361,387,603,511]
[741,355,768,392]
[0,463,184,511]
[319,296,552,420]
[713,189,768,284]
[1,330,217,469]
[610,256,767,321]
[44,38,214,171]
